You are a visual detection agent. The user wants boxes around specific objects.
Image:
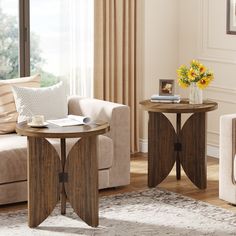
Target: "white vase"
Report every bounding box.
[189,82,203,104]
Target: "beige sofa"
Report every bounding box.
[0,96,130,205]
[219,114,236,204]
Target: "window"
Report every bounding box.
[0,0,94,97]
[30,0,94,96]
[0,0,20,80]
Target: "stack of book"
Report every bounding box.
[150,94,181,103]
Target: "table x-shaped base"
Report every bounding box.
[148,112,206,189]
[27,136,98,228]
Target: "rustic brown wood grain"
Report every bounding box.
[180,113,207,189]
[148,112,176,187]
[16,122,109,228]
[16,121,109,139]
[141,100,218,190]
[27,137,61,228]
[140,99,217,113]
[65,137,99,227]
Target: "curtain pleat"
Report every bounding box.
[94,0,139,153]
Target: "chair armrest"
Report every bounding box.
[220,114,236,186]
[232,118,236,185]
[220,114,236,153]
[68,95,130,147]
[68,96,127,121]
[68,96,130,187]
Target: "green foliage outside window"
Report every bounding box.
[0,7,59,87]
[0,8,19,80]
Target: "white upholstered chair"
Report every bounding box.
[219,114,236,204]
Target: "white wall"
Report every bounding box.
[138,0,179,152]
[139,0,236,157]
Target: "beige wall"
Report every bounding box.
[138,0,179,151]
[179,0,236,157]
[139,0,236,156]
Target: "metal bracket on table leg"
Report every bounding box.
[174,143,182,151]
[59,173,68,183]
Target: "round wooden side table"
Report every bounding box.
[16,121,109,228]
[140,99,218,190]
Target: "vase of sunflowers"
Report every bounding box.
[177,60,214,104]
[189,82,202,104]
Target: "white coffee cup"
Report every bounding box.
[31,115,45,125]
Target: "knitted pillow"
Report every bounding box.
[12,81,68,123]
[0,74,40,134]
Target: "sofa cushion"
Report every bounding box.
[0,74,40,134]
[97,135,113,169]
[0,134,27,184]
[0,134,113,184]
[12,81,68,122]
[0,181,27,205]
[49,135,113,170]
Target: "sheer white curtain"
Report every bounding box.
[61,0,94,97]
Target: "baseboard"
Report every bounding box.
[139,139,219,158]
[207,144,219,158]
[139,138,148,153]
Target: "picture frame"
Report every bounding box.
[227,0,236,34]
[159,79,175,96]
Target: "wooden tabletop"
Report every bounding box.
[140,98,218,113]
[16,121,110,138]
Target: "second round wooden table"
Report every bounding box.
[140,99,218,189]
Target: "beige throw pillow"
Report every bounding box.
[0,74,40,134]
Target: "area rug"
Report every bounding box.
[0,188,236,236]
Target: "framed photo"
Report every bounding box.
[227,0,236,34]
[159,79,175,96]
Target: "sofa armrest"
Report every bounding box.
[232,118,236,185]
[220,114,236,161]
[219,114,236,202]
[68,96,130,186]
[68,96,130,139]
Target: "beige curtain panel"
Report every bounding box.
[94,0,139,153]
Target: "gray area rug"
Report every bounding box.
[0,188,236,236]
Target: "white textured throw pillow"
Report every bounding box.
[12,81,68,122]
[0,74,40,133]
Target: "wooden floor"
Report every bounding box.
[0,153,235,213]
[101,153,236,213]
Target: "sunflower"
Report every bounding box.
[197,77,210,89]
[199,64,206,74]
[188,68,197,81]
[177,60,214,89]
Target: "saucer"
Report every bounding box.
[27,122,49,128]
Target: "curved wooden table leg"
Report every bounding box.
[65,136,98,227]
[180,112,207,189]
[27,137,61,228]
[148,112,176,187]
